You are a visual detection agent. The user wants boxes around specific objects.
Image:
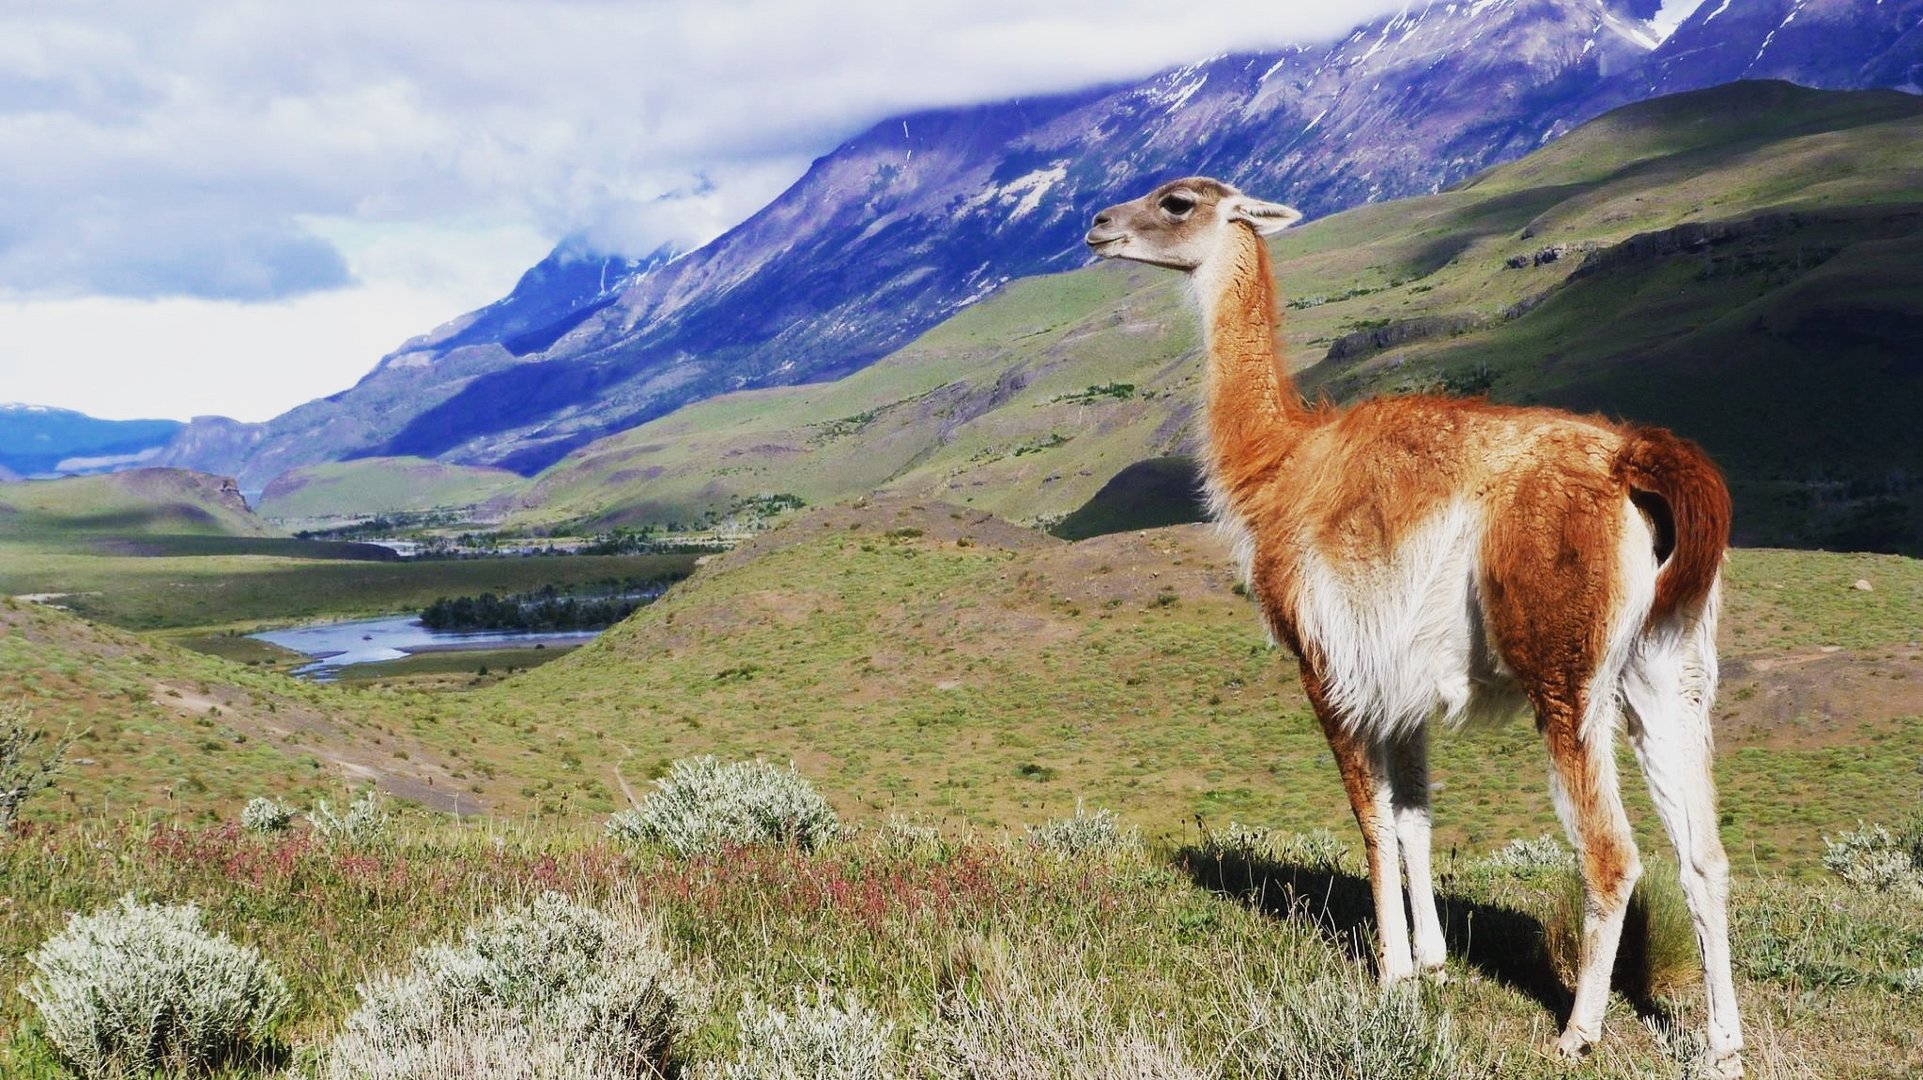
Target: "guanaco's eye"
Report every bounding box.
[1159,193,1195,215]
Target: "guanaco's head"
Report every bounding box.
[1084,177,1301,272]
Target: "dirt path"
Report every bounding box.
[613,747,642,808]
[151,680,480,814]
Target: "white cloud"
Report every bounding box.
[0,222,552,422]
[0,0,1411,420]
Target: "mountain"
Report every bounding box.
[160,0,1923,491]
[154,0,1662,487]
[0,404,183,478]
[1607,0,1923,103]
[505,81,1923,554]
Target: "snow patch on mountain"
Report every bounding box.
[958,163,1071,223]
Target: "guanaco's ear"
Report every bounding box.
[1226,197,1303,235]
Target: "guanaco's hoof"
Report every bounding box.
[1552,1028,1596,1060]
[1706,1051,1745,1079]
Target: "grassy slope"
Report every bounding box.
[0,469,278,544]
[16,499,1909,877]
[507,82,1923,552]
[255,456,524,519]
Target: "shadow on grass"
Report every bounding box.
[1173,843,1574,1023]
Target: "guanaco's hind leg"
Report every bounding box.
[1302,665,1414,981]
[1539,685,1642,1060]
[1623,599,1744,1078]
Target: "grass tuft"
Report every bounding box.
[1237,975,1456,1080]
[1546,863,1700,1004]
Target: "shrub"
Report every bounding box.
[1026,804,1138,858]
[240,796,295,835]
[310,788,389,847]
[1478,834,1576,877]
[317,891,690,1080]
[1238,976,1456,1080]
[1192,818,1346,868]
[1546,863,1698,1002]
[697,989,897,1079]
[20,894,289,1077]
[1822,821,1923,896]
[1,700,78,837]
[1207,822,1349,871]
[604,757,838,857]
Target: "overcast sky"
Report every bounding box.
[0,1,1700,423]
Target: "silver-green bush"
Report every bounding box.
[604,757,838,856]
[317,892,690,1079]
[874,814,946,860]
[20,894,289,1078]
[697,989,896,1079]
[1238,976,1456,1080]
[1206,822,1349,870]
[1823,822,1923,896]
[1025,804,1138,858]
[317,1009,635,1080]
[1478,834,1576,877]
[240,796,295,835]
[309,788,389,847]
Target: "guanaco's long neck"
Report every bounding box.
[1192,224,1303,504]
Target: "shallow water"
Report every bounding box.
[249,615,601,680]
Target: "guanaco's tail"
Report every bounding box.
[1615,425,1732,623]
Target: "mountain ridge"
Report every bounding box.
[0,404,184,479]
[502,80,1923,554]
[154,0,1923,490]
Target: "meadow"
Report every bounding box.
[1,806,1917,1077]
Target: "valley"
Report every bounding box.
[4,5,1921,1074]
[5,489,1918,873]
[3,492,1919,1075]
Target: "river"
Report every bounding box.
[249,615,602,681]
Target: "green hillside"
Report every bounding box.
[507,82,1923,552]
[255,456,523,520]
[0,469,278,544]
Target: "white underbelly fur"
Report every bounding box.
[1290,500,1525,739]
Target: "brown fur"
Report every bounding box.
[1615,426,1732,623]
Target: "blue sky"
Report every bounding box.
[0,1,1701,422]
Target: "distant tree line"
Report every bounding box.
[418,578,674,632]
